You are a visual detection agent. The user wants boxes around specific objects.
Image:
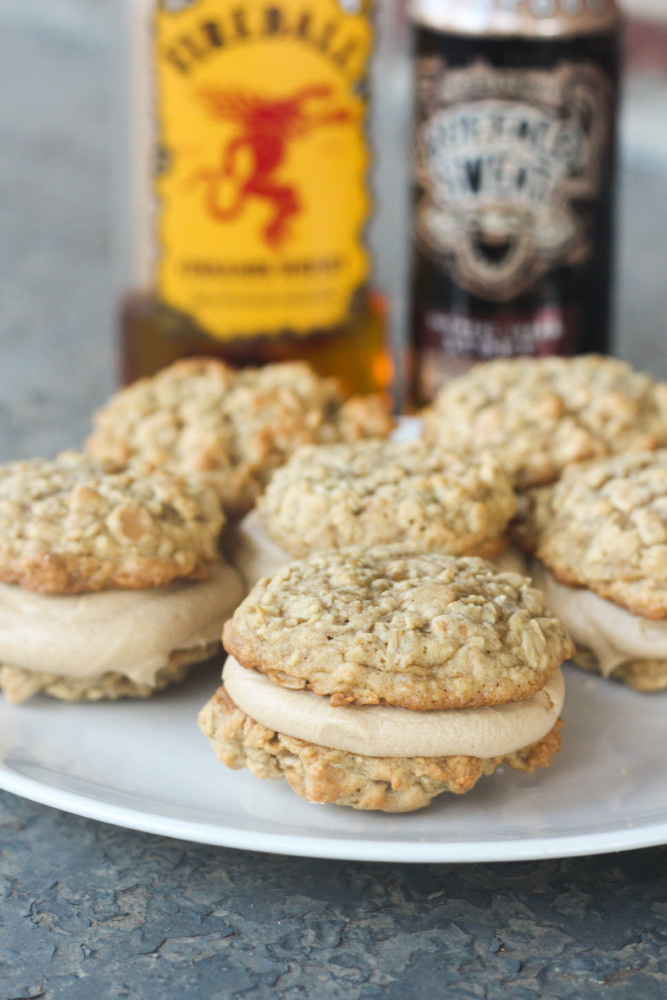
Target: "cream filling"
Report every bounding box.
[223,655,564,759]
[227,509,293,588]
[230,510,529,589]
[533,563,667,677]
[0,560,245,686]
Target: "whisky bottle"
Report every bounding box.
[409,0,622,403]
[117,0,393,397]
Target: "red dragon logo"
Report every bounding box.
[191,84,352,249]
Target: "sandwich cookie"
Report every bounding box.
[0,452,244,702]
[535,450,667,691]
[86,358,393,519]
[228,439,518,589]
[199,548,571,811]
[423,356,667,492]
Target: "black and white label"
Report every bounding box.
[415,59,611,301]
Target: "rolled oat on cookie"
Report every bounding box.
[534,449,667,692]
[199,547,571,812]
[0,452,244,703]
[423,355,667,491]
[86,358,393,519]
[228,438,518,589]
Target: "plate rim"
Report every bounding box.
[2,766,666,863]
[2,417,665,863]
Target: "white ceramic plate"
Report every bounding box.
[1,660,667,862]
[2,416,666,862]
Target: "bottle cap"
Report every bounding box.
[408,0,622,38]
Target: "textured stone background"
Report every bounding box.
[2,3,667,998]
[3,793,667,1000]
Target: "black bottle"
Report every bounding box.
[409,0,622,403]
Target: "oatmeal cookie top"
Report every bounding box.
[223,547,572,710]
[537,450,667,618]
[0,451,223,593]
[423,356,667,490]
[257,439,516,559]
[86,358,393,518]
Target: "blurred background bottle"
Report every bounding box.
[115,0,410,399]
[409,0,623,404]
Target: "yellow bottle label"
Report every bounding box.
[153,0,373,340]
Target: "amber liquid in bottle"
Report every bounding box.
[121,291,391,398]
[120,0,392,399]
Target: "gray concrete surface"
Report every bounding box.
[3,790,667,1000]
[2,5,667,998]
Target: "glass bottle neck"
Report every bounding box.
[408,0,623,38]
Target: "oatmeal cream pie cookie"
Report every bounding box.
[86,358,393,519]
[199,548,571,812]
[534,450,667,692]
[0,452,244,703]
[423,356,667,492]
[228,439,519,589]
